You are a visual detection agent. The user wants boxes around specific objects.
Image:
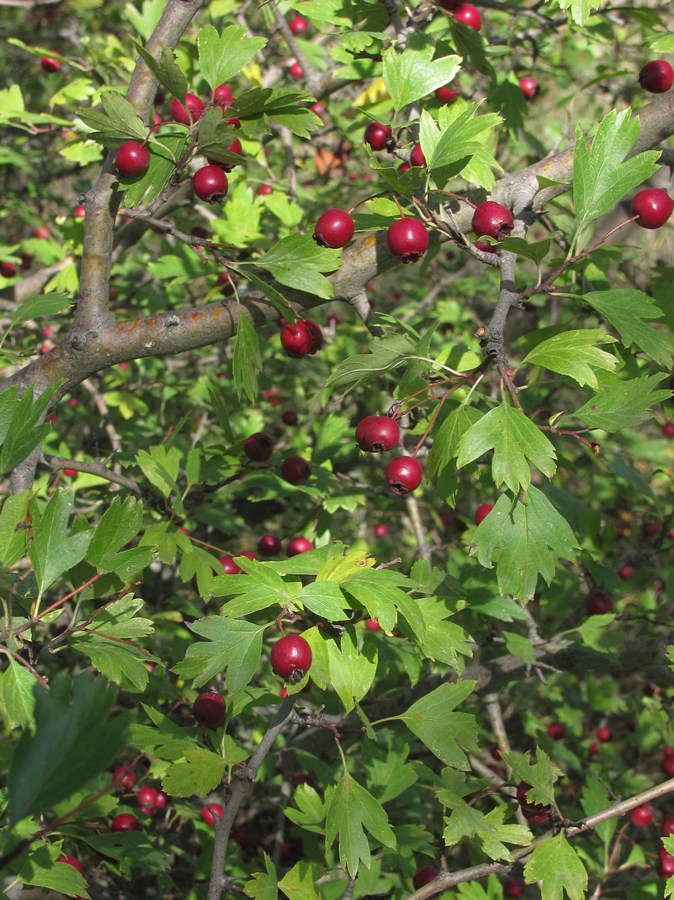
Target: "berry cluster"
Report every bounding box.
[355,414,423,495]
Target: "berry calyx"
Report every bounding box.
[631,188,674,229]
[110,813,140,832]
[192,165,229,203]
[364,122,393,151]
[281,455,311,484]
[472,201,514,241]
[270,634,313,681]
[585,589,613,616]
[413,865,440,889]
[452,2,481,29]
[474,503,494,525]
[244,432,274,462]
[57,855,84,874]
[386,455,424,495]
[258,534,281,556]
[639,59,674,94]
[114,141,150,178]
[200,802,224,825]
[288,537,313,556]
[171,93,205,124]
[629,803,654,827]
[386,217,429,263]
[289,15,309,34]
[193,691,226,728]
[409,143,426,167]
[313,208,355,248]
[519,76,540,100]
[355,415,400,452]
[112,765,136,789]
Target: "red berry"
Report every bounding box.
[258,183,273,196]
[658,848,674,878]
[137,785,159,810]
[213,83,234,106]
[193,165,229,203]
[56,855,84,874]
[281,455,311,485]
[171,93,205,124]
[313,208,355,248]
[413,865,439,889]
[472,202,514,241]
[289,61,304,79]
[193,691,226,728]
[35,225,51,239]
[220,556,242,574]
[596,726,613,743]
[503,880,525,898]
[289,15,309,34]
[630,803,654,827]
[62,468,77,477]
[662,421,674,437]
[244,432,274,462]
[642,520,660,537]
[409,143,426,167]
[519,76,539,100]
[154,790,169,809]
[452,2,481,29]
[74,204,86,218]
[200,802,224,825]
[364,122,393,151]
[280,320,315,357]
[474,503,494,525]
[386,456,423,495]
[282,410,298,426]
[355,415,400,452]
[618,564,634,580]
[374,523,389,538]
[631,188,674,229]
[516,782,552,823]
[0,262,17,278]
[585,589,613,616]
[40,56,62,73]
[112,765,136,789]
[365,618,381,631]
[662,816,674,836]
[217,271,236,295]
[639,60,674,94]
[288,537,313,556]
[662,754,674,777]
[588,741,599,756]
[435,82,460,103]
[547,722,566,740]
[110,813,140,832]
[114,141,150,178]
[311,101,326,117]
[399,162,411,173]
[271,634,312,681]
[386,218,429,263]
[258,534,281,556]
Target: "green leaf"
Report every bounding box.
[14,843,89,897]
[197,25,267,90]
[426,405,481,504]
[234,87,321,139]
[502,748,563,809]
[573,374,671,432]
[521,329,618,388]
[87,496,145,569]
[420,103,502,192]
[583,289,673,369]
[0,660,37,730]
[298,581,351,620]
[498,235,553,264]
[415,597,473,672]
[252,234,340,299]
[28,491,92,594]
[134,43,187,101]
[136,445,181,498]
[70,636,151,692]
[120,132,188,208]
[444,800,532,861]
[382,42,460,111]
[398,681,477,768]
[326,333,417,392]
[327,626,378,712]
[196,108,241,164]
[244,853,279,900]
[581,777,617,846]
[552,0,603,26]
[524,832,588,899]
[0,491,30,566]
[325,772,396,877]
[233,311,262,402]
[0,383,60,477]
[241,269,296,320]
[76,594,154,640]
[79,91,148,143]
[573,109,660,225]
[457,404,557,492]
[471,488,579,600]
[8,672,129,824]
[172,617,263,691]
[162,746,227,797]
[8,292,72,330]
[277,860,323,898]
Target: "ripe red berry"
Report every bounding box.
[662,421,674,437]
[193,691,226,728]
[413,865,439,889]
[474,503,494,525]
[213,83,234,106]
[662,816,674,836]
[519,76,539,100]
[374,523,389,538]
[258,534,281,556]
[364,121,393,151]
[596,726,613,743]
[217,271,236,295]
[74,204,86,218]
[40,56,62,73]
[365,618,381,631]
[35,225,51,239]
[585,589,613,616]
[0,262,17,278]
[313,208,355,248]
[630,803,654,827]
[658,848,674,878]
[639,59,674,93]
[452,2,481,29]
[281,455,311,485]
[503,880,525,898]
[114,141,150,178]
[435,82,460,103]
[288,537,313,556]
[193,165,229,203]
[200,802,224,825]
[311,101,326,117]
[662,754,674,777]
[154,790,169,809]
[386,455,423,495]
[386,218,429,263]
[409,143,426,167]
[289,61,304,79]
[355,415,400,452]
[631,188,674,229]
[244,432,274,462]
[112,765,136,789]
[270,634,313,681]
[399,162,411,173]
[110,813,140,832]
[472,202,514,241]
[258,183,273,196]
[220,556,243,574]
[137,785,159,810]
[171,93,205,124]
[289,15,309,34]
[56,855,84,874]
[280,320,318,357]
[282,410,298,426]
[516,782,552,824]
[62,468,77,477]
[618,564,634,580]
[642,520,660,537]
[547,722,566,740]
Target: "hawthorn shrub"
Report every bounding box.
[0,1,673,899]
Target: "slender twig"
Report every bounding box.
[43,455,142,495]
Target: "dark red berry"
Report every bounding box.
[365,618,381,631]
[435,82,460,102]
[289,15,309,34]
[213,83,234,106]
[413,865,439,889]
[217,272,236,295]
[658,848,674,878]
[258,534,281,556]
[452,2,481,29]
[474,503,494,525]
[662,421,674,437]
[585,589,613,616]
[472,202,514,241]
[519,76,539,99]
[200,802,224,825]
[516,782,552,823]
[662,816,674,836]
[547,722,566,740]
[618,564,634,580]
[364,122,393,151]
[193,165,229,203]
[503,880,525,898]
[110,813,140,832]
[193,691,226,728]
[631,188,674,229]
[281,321,314,357]
[311,101,326,117]
[56,855,84,874]
[630,803,654,827]
[596,726,613,743]
[171,93,205,124]
[112,765,136,789]
[219,556,243,574]
[386,456,423,495]
[305,320,323,353]
[289,61,304,79]
[282,410,299,426]
[40,56,62,73]
[313,208,355,248]
[386,218,429,263]
[270,634,312,681]
[642,520,660,537]
[244,432,274,462]
[288,537,313,556]
[281,455,310,485]
[355,415,400,452]
[114,141,150,178]
[0,262,17,278]
[639,60,674,93]
[409,143,426,167]
[662,754,674,777]
[137,785,159,810]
